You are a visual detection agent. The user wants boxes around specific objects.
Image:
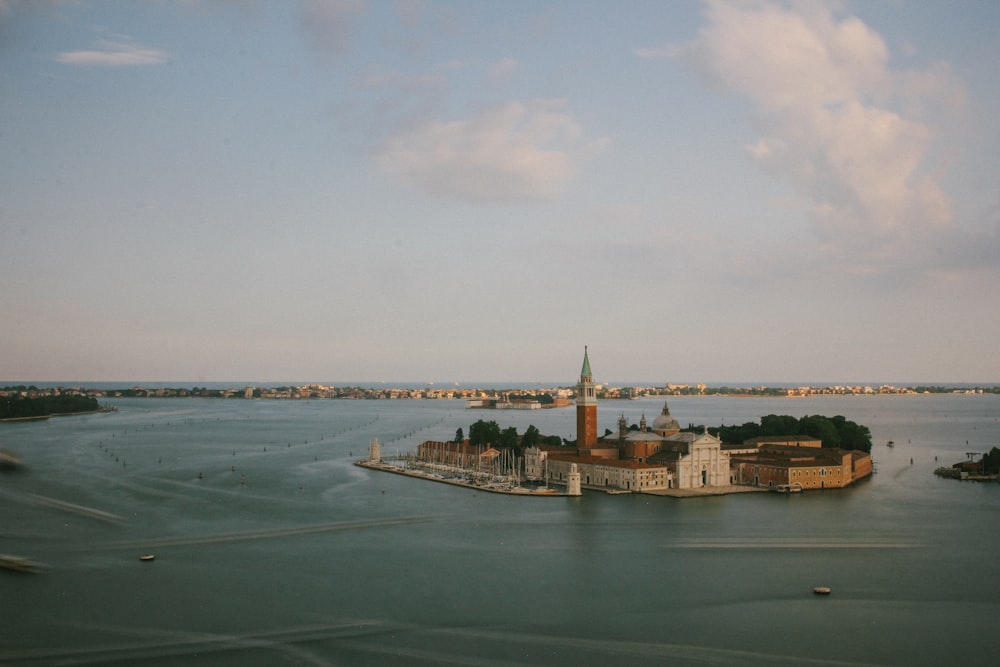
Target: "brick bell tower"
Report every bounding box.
[576,346,598,451]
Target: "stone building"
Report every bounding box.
[647,429,732,489]
[728,443,873,489]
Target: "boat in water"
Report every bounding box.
[1,554,40,573]
[0,448,23,471]
[139,554,155,562]
[813,586,831,595]
[774,483,803,493]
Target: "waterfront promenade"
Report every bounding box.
[642,485,768,498]
[357,459,769,498]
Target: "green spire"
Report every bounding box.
[580,346,592,379]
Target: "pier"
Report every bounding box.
[355,459,571,496]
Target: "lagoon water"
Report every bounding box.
[1,394,998,666]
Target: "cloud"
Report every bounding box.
[55,38,169,67]
[300,0,366,56]
[489,57,519,81]
[376,100,608,202]
[663,0,963,269]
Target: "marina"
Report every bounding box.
[355,459,569,496]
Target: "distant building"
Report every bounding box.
[541,452,672,492]
[466,397,541,409]
[744,435,822,449]
[728,442,872,489]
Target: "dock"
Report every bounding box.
[355,460,571,496]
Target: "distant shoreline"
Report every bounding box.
[5,383,998,403]
[0,408,114,423]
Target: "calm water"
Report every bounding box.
[1,395,998,666]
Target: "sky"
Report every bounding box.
[1,0,998,385]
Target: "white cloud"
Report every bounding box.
[666,0,963,268]
[376,100,607,202]
[55,39,169,67]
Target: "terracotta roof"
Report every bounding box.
[546,452,666,470]
[547,453,607,465]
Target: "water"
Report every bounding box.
[2,395,998,665]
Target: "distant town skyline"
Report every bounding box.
[2,2,998,383]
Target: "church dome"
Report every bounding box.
[651,402,679,433]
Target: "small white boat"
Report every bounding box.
[139,554,155,562]
[813,586,831,595]
[774,484,803,493]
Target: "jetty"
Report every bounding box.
[355,459,569,496]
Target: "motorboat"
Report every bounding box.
[0,554,39,573]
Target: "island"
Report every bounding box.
[359,410,875,498]
[934,448,1000,482]
[358,349,874,499]
[0,394,109,422]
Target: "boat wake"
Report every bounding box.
[76,515,439,552]
[668,539,918,550]
[1,617,891,666]
[27,493,126,524]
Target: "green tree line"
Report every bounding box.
[980,447,1000,474]
[1,395,100,420]
[683,414,873,452]
[459,420,562,455]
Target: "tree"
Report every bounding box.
[681,414,872,450]
[469,420,501,448]
[799,415,841,448]
[499,426,519,450]
[831,415,872,452]
[454,427,464,443]
[981,447,1000,474]
[522,425,540,447]
[761,414,799,436]
[0,395,98,420]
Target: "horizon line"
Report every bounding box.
[4,379,999,388]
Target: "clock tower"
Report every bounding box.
[576,346,598,451]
